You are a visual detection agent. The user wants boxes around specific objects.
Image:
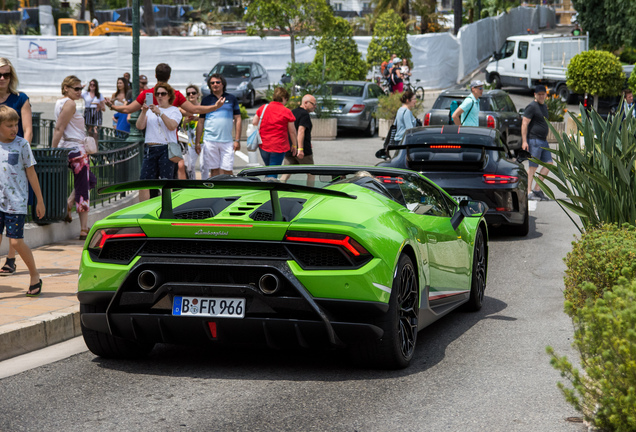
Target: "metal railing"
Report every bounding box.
[29,118,144,223]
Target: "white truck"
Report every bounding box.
[485,34,589,102]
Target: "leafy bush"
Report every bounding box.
[534,106,636,231]
[619,46,636,64]
[312,17,368,81]
[563,224,636,314]
[628,65,636,94]
[239,104,249,120]
[566,50,625,97]
[374,92,423,120]
[366,9,411,69]
[547,277,636,431]
[545,93,567,121]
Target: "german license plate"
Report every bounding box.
[452,195,471,203]
[172,296,245,318]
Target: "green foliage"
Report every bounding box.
[533,105,636,232]
[620,47,636,65]
[545,93,567,122]
[629,67,636,95]
[244,0,333,63]
[479,0,518,19]
[366,9,411,69]
[239,105,249,120]
[285,62,324,93]
[374,91,423,120]
[312,17,367,81]
[547,277,636,430]
[572,0,636,50]
[563,224,636,314]
[566,50,626,97]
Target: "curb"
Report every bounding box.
[0,306,80,362]
[0,193,139,362]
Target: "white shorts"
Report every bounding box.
[201,140,234,172]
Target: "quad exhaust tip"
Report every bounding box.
[138,270,160,291]
[258,274,280,295]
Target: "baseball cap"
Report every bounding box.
[471,80,484,88]
[534,84,547,94]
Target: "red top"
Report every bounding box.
[136,87,187,107]
[255,101,296,153]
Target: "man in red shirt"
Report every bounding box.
[106,63,223,115]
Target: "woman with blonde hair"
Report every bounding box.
[252,86,299,169]
[179,84,201,179]
[0,57,34,275]
[52,75,97,240]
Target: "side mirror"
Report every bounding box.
[493,51,502,61]
[518,108,525,115]
[451,200,488,230]
[375,148,388,159]
[203,73,208,78]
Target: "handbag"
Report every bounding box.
[247,104,268,151]
[63,135,97,155]
[167,142,183,163]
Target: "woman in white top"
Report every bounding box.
[52,75,97,240]
[135,82,183,202]
[81,79,105,144]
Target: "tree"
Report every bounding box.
[410,0,437,34]
[566,50,625,112]
[572,0,636,50]
[143,0,156,36]
[245,0,333,64]
[313,17,367,81]
[366,9,411,69]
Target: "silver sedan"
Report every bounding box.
[314,81,384,136]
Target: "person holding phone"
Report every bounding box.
[135,82,182,202]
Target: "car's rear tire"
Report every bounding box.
[489,73,502,89]
[365,116,377,137]
[80,303,154,359]
[509,202,529,237]
[464,228,487,311]
[246,90,255,108]
[351,254,418,369]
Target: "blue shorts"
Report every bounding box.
[528,138,553,167]
[140,144,176,180]
[0,212,26,239]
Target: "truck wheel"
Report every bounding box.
[557,85,571,103]
[489,74,502,89]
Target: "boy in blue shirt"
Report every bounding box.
[0,106,45,296]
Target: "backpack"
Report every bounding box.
[448,100,461,124]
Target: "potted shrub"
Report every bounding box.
[545,92,567,143]
[235,104,250,141]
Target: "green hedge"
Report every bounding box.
[563,224,636,315]
[547,277,636,431]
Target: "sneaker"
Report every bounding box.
[535,190,550,201]
[528,191,541,201]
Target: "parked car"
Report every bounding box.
[378,125,529,236]
[314,81,384,136]
[201,61,269,107]
[78,166,488,369]
[424,89,523,153]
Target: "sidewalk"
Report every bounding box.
[0,194,138,362]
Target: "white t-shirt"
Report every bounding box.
[0,137,36,214]
[81,91,105,109]
[54,97,86,150]
[144,105,182,144]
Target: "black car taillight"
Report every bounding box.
[483,174,518,184]
[89,227,147,249]
[284,230,372,269]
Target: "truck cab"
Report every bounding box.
[57,18,132,36]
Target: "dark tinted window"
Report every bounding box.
[400,178,451,217]
[326,84,364,97]
[211,64,251,78]
[518,41,529,59]
[404,133,498,147]
[499,41,515,59]
[434,96,490,111]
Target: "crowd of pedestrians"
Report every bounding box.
[0,58,320,297]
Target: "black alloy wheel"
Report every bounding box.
[465,228,487,311]
[247,90,255,108]
[395,255,419,360]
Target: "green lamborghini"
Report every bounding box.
[78,165,488,369]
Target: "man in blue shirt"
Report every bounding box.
[195,73,242,178]
[452,80,483,126]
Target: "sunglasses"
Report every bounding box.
[140,82,148,85]
[187,91,198,96]
[155,91,168,96]
[70,86,83,91]
[0,72,11,80]
[209,81,222,85]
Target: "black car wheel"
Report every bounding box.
[80,303,154,358]
[366,116,377,137]
[465,228,487,311]
[490,73,502,89]
[557,84,572,104]
[352,254,418,369]
[246,90,255,108]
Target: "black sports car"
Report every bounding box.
[377,125,529,236]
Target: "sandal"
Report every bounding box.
[65,205,73,223]
[26,279,42,297]
[0,258,16,275]
[79,230,89,241]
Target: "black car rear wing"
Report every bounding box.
[385,143,496,171]
[99,179,357,220]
